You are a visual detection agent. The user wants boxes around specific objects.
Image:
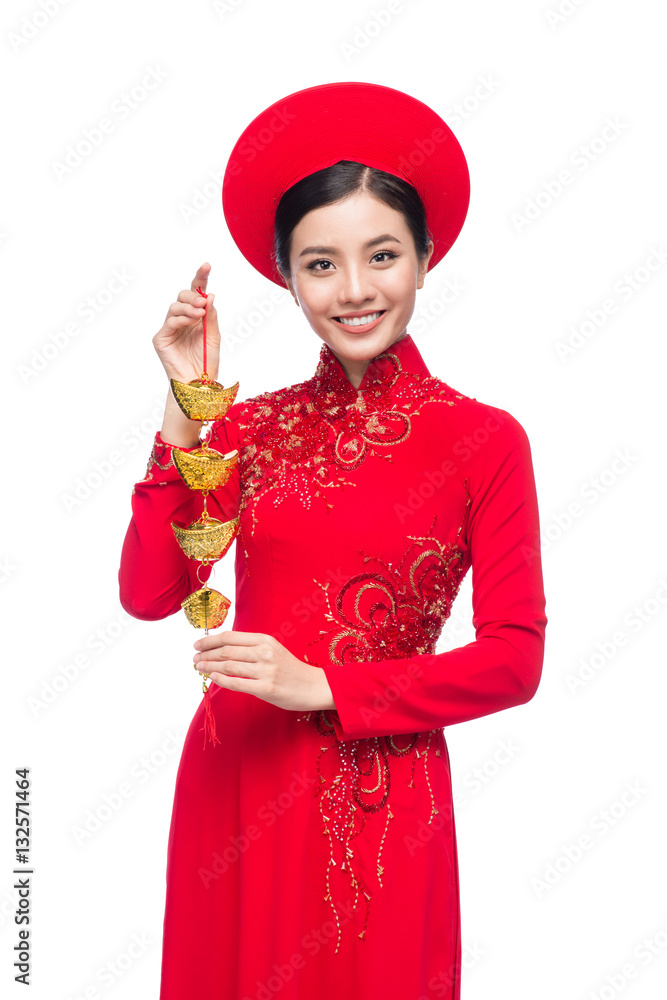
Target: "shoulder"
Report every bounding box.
[427,379,536,486]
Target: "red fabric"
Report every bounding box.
[118,334,547,999]
[221,81,470,287]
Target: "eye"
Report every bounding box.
[304,250,398,272]
[305,259,334,272]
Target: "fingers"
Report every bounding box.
[196,656,259,681]
[177,288,208,307]
[191,261,211,294]
[195,631,271,651]
[195,646,258,668]
[171,297,207,320]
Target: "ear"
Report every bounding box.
[416,241,435,289]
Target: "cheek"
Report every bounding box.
[298,285,332,317]
[383,273,416,308]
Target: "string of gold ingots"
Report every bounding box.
[169,285,239,748]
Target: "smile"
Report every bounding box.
[333,310,385,331]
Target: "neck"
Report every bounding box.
[332,355,368,390]
[329,331,410,390]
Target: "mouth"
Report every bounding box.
[332,310,386,332]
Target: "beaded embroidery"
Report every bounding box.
[231,339,464,537]
[299,495,472,951]
[141,435,174,482]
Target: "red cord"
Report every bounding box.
[196,284,208,379]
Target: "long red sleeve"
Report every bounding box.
[319,412,547,739]
[118,414,241,621]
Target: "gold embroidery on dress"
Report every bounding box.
[298,493,472,951]
[232,343,464,538]
[140,437,174,482]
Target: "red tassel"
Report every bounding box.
[200,683,221,749]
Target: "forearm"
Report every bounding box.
[321,623,545,739]
[160,386,202,448]
[118,408,242,621]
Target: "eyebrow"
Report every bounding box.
[298,233,402,258]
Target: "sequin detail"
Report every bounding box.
[232,341,464,536]
[141,436,174,482]
[299,496,471,951]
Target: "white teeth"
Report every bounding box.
[336,312,383,327]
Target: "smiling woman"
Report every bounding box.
[277,180,434,386]
[118,81,547,1000]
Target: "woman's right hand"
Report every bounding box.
[153,262,220,384]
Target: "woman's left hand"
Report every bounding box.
[193,631,336,713]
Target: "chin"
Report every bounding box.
[326,325,408,360]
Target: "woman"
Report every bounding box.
[118,82,547,1000]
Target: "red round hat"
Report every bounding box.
[222,81,470,288]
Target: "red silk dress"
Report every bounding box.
[118,333,547,1000]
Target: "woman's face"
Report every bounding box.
[282,190,433,376]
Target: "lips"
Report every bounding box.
[333,310,386,331]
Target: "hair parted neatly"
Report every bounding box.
[273,160,432,280]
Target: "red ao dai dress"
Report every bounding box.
[118,332,547,999]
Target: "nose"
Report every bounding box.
[336,263,377,307]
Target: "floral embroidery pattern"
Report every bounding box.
[233,341,463,534]
[299,497,471,950]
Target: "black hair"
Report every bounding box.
[273,160,431,282]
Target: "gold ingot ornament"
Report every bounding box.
[168,283,241,748]
[173,445,238,491]
[181,587,231,630]
[171,514,239,562]
[170,377,239,421]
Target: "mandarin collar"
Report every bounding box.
[310,333,432,405]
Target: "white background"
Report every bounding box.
[2,0,666,997]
